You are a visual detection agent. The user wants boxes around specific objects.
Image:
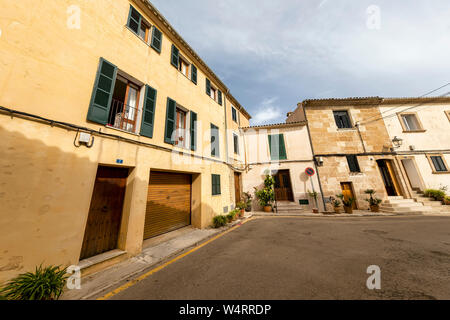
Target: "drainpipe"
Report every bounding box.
[302,103,327,212]
[223,89,230,165]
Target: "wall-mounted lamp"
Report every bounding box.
[392,136,403,149]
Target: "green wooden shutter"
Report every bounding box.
[190,111,197,151]
[278,134,287,160]
[151,26,162,53]
[206,78,211,96]
[171,44,179,68]
[127,6,141,34]
[140,85,157,138]
[191,65,197,85]
[87,58,117,125]
[212,174,221,195]
[164,97,176,144]
[218,90,223,106]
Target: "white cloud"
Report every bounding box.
[250,97,284,125]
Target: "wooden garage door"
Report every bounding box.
[143,171,191,239]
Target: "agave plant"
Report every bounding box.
[0,265,68,300]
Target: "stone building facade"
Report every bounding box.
[288,98,409,211]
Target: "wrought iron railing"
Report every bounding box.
[107,99,140,134]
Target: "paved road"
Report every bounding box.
[110,216,450,300]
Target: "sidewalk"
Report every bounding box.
[62,217,249,300]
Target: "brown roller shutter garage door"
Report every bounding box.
[143,171,192,239]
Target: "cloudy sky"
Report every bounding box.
[151,0,450,125]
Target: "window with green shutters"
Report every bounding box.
[191,65,197,85]
[150,26,163,53]
[140,85,157,138]
[211,123,220,158]
[171,44,179,68]
[268,134,287,160]
[190,111,197,151]
[212,174,221,196]
[87,58,117,125]
[164,97,176,144]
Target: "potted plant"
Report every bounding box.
[254,174,275,212]
[226,212,235,223]
[308,190,319,213]
[332,199,341,214]
[444,196,450,205]
[0,265,68,300]
[337,193,355,214]
[236,202,246,217]
[364,189,382,212]
[212,215,228,228]
[243,192,253,212]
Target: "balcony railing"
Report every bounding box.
[107,99,141,134]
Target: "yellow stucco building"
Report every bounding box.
[0,0,251,283]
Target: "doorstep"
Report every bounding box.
[78,249,128,275]
[61,216,251,300]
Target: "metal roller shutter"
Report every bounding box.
[143,171,191,239]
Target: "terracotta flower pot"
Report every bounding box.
[370,205,380,213]
[312,208,319,214]
[263,206,272,213]
[344,206,353,214]
[240,209,245,217]
[334,207,341,214]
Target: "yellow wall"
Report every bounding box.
[0,0,250,283]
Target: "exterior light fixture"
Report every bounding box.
[392,136,403,149]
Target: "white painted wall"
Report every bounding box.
[381,102,450,190]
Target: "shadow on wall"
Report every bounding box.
[0,119,146,284]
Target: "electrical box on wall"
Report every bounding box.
[79,132,91,144]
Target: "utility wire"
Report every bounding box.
[360,90,450,126]
[359,81,450,125]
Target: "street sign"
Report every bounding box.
[305,167,315,177]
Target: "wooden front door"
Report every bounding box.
[340,182,357,209]
[143,172,192,240]
[273,170,294,201]
[80,166,128,260]
[377,160,400,196]
[234,172,241,204]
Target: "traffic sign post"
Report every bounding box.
[305,167,318,211]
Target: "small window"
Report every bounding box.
[138,21,150,43]
[211,123,220,157]
[178,56,190,78]
[400,113,423,132]
[233,133,239,155]
[232,107,238,123]
[429,155,448,173]
[346,155,361,173]
[333,110,352,129]
[212,174,221,196]
[268,134,287,160]
[174,107,187,147]
[210,87,217,101]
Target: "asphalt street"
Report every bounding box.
[109,216,450,300]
